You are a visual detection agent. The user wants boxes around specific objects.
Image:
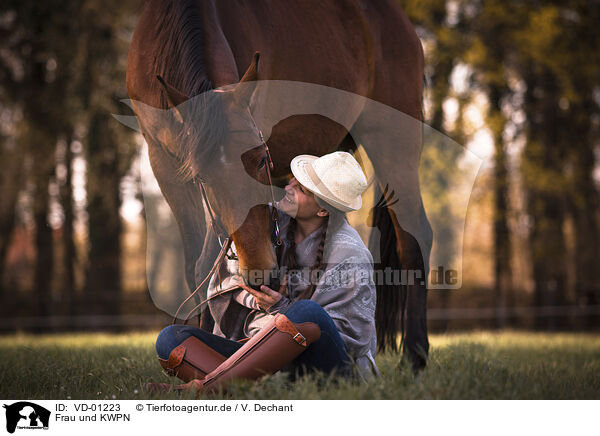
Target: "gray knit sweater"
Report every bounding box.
[204,210,378,377]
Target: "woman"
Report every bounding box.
[148,151,377,393]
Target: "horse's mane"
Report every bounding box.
[152,0,227,181]
[174,92,227,182]
[153,0,212,98]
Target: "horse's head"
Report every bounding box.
[157,53,278,288]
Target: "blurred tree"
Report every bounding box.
[0,117,24,297]
[551,1,600,328]
[403,0,600,331]
[0,17,25,294]
[79,0,139,317]
[53,1,84,318]
[513,2,600,328]
[522,67,568,328]
[402,0,471,330]
[0,0,140,324]
[461,0,525,327]
[57,134,76,316]
[0,1,70,319]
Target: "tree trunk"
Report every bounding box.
[489,85,512,328]
[567,98,600,329]
[59,135,77,317]
[522,70,568,330]
[85,112,122,318]
[25,56,59,324]
[0,140,25,296]
[32,134,56,321]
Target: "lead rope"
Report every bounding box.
[181,272,266,325]
[172,106,283,325]
[196,177,231,253]
[171,237,232,324]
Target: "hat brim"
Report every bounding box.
[290,155,362,212]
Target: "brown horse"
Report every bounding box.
[126,0,432,369]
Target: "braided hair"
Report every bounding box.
[278,215,328,301]
[275,218,298,298]
[295,216,328,301]
[279,195,346,301]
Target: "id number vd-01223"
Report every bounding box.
[73,403,121,412]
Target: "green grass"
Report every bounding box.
[1,331,599,400]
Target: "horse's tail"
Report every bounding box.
[368,73,427,353]
[369,182,407,352]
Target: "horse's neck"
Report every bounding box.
[197,0,240,88]
[146,0,239,92]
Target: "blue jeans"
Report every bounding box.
[155,300,351,377]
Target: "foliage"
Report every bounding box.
[0,0,141,314]
[401,0,600,322]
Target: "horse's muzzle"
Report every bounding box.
[247,270,280,292]
[267,275,281,292]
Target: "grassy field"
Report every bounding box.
[0,331,599,400]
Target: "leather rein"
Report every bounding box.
[171,110,283,325]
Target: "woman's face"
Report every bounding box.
[279,177,324,219]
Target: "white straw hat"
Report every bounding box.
[290,151,368,212]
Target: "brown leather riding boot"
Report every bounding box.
[160,336,228,382]
[155,314,321,395]
[146,336,228,393]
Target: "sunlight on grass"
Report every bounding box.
[1,331,598,400]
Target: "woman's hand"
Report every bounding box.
[240,283,283,311]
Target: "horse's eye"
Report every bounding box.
[257,159,266,170]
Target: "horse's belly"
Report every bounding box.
[216,0,371,96]
[216,0,372,164]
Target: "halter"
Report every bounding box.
[171,108,283,325]
[248,107,283,248]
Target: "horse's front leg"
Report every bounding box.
[145,135,208,304]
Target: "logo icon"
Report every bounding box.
[3,402,50,434]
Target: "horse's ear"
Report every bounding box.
[156,75,188,123]
[234,52,260,106]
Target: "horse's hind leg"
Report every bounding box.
[355,117,433,370]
